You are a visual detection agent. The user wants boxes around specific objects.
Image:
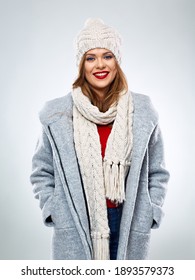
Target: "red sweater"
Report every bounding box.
[97,125,118,208]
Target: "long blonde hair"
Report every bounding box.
[72,54,128,112]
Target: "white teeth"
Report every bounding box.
[95,73,107,76]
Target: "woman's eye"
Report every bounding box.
[86,57,95,61]
[104,55,113,60]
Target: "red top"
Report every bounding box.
[97,125,119,208]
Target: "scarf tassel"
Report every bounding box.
[91,232,110,260]
[103,159,126,204]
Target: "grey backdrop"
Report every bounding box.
[0,0,194,259]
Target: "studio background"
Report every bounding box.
[0,0,194,259]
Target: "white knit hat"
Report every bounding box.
[75,18,122,67]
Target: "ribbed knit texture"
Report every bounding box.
[72,87,133,259]
[74,18,122,66]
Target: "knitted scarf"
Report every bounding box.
[72,87,134,259]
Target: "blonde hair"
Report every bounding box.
[72,54,128,112]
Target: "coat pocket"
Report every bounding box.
[125,230,151,260]
[51,228,87,260]
[50,194,75,229]
[131,180,153,233]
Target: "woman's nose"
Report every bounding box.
[96,58,105,69]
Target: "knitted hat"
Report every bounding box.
[75,18,122,66]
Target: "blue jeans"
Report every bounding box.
[107,205,123,260]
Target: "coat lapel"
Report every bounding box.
[41,95,92,256]
[117,92,158,259]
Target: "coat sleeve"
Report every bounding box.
[148,124,170,229]
[30,126,55,227]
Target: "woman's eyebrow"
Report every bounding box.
[85,53,96,56]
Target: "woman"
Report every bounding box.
[30,18,170,260]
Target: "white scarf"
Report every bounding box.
[72,87,133,259]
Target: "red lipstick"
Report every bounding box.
[93,71,109,79]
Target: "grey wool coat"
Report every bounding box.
[30,92,170,260]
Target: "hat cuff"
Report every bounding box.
[76,40,121,67]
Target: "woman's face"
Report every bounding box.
[84,48,117,98]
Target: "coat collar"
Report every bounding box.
[39,91,158,134]
[131,91,158,158]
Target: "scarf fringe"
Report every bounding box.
[91,232,110,260]
[103,159,128,204]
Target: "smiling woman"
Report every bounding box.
[30,18,170,260]
[73,48,128,112]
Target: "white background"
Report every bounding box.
[0,0,194,259]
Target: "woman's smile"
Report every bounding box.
[93,71,109,79]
